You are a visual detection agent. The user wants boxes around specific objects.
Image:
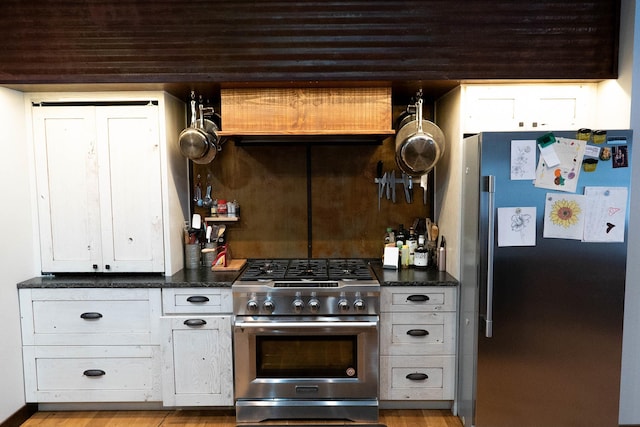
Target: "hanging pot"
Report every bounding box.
[395,98,445,175]
[178,100,221,163]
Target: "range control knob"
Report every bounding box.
[308,298,320,313]
[247,300,259,313]
[353,299,366,311]
[263,299,275,313]
[292,299,305,313]
[338,299,350,312]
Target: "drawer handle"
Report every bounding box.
[186,296,210,303]
[80,312,103,320]
[406,294,430,302]
[406,329,429,336]
[406,372,428,381]
[184,319,207,327]
[83,369,106,377]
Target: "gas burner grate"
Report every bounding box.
[328,259,373,280]
[240,259,288,280]
[285,259,329,280]
[238,258,374,282]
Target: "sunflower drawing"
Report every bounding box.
[550,198,581,228]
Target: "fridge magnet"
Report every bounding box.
[612,145,629,168]
[583,187,628,242]
[599,146,612,161]
[543,193,586,240]
[582,158,598,172]
[510,140,537,180]
[534,137,586,193]
[498,207,536,247]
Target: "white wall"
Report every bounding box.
[434,87,463,280]
[619,0,640,424]
[0,87,37,422]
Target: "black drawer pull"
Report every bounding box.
[83,369,106,377]
[80,312,103,320]
[406,372,429,381]
[406,329,429,336]
[406,294,430,302]
[186,296,210,303]
[184,319,207,327]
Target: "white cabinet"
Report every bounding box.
[19,288,162,403]
[160,288,234,406]
[29,92,188,274]
[435,83,598,281]
[461,84,596,133]
[380,286,457,402]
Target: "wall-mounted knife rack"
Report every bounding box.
[374,171,431,205]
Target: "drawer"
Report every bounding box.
[381,286,457,312]
[162,288,232,314]
[380,355,454,401]
[380,311,456,356]
[22,345,161,403]
[19,288,161,345]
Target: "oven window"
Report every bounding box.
[256,336,357,378]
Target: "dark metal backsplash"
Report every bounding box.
[191,139,432,260]
[0,0,620,96]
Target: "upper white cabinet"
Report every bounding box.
[461,84,597,133]
[434,82,599,281]
[29,93,188,274]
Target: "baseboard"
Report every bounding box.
[1,404,37,427]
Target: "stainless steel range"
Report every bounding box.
[232,258,380,423]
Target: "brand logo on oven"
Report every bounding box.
[346,367,356,377]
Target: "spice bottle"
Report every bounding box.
[408,227,417,267]
[414,234,428,269]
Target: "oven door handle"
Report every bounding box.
[234,321,378,329]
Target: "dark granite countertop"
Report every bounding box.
[369,260,459,286]
[17,267,238,289]
[18,260,458,289]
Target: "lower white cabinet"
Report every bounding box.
[19,286,235,406]
[19,288,162,403]
[160,288,234,406]
[380,286,457,402]
[22,345,161,403]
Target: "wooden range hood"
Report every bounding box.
[218,87,394,143]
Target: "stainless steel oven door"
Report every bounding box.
[233,316,379,400]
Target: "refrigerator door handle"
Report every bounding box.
[485,175,495,338]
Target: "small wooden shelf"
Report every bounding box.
[205,215,239,222]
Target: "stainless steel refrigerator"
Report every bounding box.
[458,130,632,427]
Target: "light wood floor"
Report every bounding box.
[21,409,463,427]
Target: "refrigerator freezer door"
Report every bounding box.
[459,131,631,427]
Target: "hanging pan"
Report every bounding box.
[395,98,445,175]
[178,99,221,164]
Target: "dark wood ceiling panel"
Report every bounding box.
[0,0,620,85]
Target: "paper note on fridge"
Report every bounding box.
[534,137,586,193]
[583,187,628,242]
[510,140,537,180]
[543,193,586,240]
[498,207,536,247]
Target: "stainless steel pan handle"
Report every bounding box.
[485,175,495,338]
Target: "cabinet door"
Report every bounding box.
[33,104,165,273]
[463,84,595,133]
[33,107,103,273]
[161,315,234,406]
[23,345,161,403]
[96,106,164,273]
